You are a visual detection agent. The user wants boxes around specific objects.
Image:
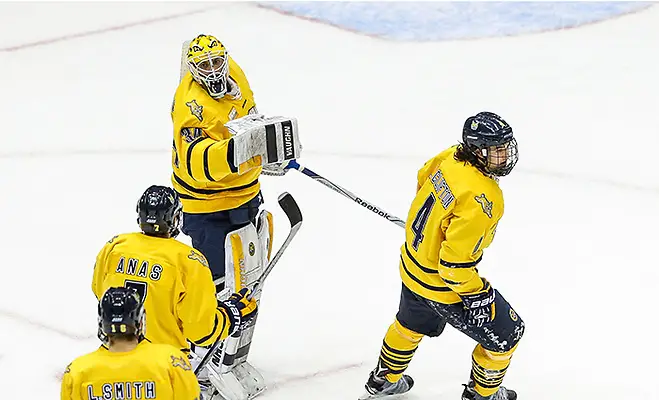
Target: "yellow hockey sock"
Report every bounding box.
[470,344,517,397]
[378,319,424,383]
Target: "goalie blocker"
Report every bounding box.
[225,115,302,174]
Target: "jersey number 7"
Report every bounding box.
[124,280,148,302]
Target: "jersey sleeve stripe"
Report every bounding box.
[192,314,219,345]
[185,137,206,180]
[440,277,464,286]
[439,256,483,269]
[202,142,216,182]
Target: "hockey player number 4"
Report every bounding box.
[411,194,436,251]
[124,280,148,301]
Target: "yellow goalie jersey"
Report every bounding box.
[171,56,261,214]
[61,341,200,400]
[92,233,232,351]
[400,146,504,304]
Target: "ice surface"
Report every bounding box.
[0,2,657,399]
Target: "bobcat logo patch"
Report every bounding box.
[509,308,518,322]
[248,242,255,256]
[186,99,204,122]
[170,355,191,371]
[474,193,493,218]
[188,250,209,267]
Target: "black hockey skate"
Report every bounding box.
[358,364,414,399]
[461,379,516,400]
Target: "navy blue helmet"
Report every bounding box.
[97,287,145,344]
[461,112,518,176]
[137,185,182,237]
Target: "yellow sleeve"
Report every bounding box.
[60,363,74,400]
[169,350,202,399]
[175,135,261,183]
[177,135,234,182]
[437,198,492,295]
[177,251,231,346]
[91,237,117,299]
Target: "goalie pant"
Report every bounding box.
[182,192,263,290]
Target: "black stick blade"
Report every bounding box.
[277,192,302,227]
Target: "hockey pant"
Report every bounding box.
[181,192,263,291]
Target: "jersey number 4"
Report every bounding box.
[411,193,436,251]
[124,280,148,301]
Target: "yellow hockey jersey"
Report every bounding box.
[92,233,232,352]
[400,146,504,304]
[171,56,261,214]
[61,341,200,400]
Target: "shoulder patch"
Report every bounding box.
[474,193,493,218]
[64,362,72,374]
[170,355,191,371]
[107,235,119,244]
[188,250,209,267]
[186,99,204,122]
[180,127,204,143]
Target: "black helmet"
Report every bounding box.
[136,185,182,237]
[461,111,518,177]
[97,287,145,344]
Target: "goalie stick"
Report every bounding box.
[194,192,303,376]
[284,160,405,228]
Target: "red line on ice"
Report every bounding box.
[0,7,211,52]
[0,308,94,341]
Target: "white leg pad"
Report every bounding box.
[207,210,272,399]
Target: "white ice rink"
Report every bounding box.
[1,2,658,399]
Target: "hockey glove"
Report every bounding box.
[459,279,496,328]
[218,288,258,336]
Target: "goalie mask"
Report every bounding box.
[461,112,519,177]
[187,34,229,99]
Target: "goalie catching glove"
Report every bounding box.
[225,114,302,174]
[460,279,496,328]
[218,288,258,336]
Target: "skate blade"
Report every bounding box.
[358,391,409,400]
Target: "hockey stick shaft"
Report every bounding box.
[248,192,302,300]
[286,160,405,228]
[194,192,302,376]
